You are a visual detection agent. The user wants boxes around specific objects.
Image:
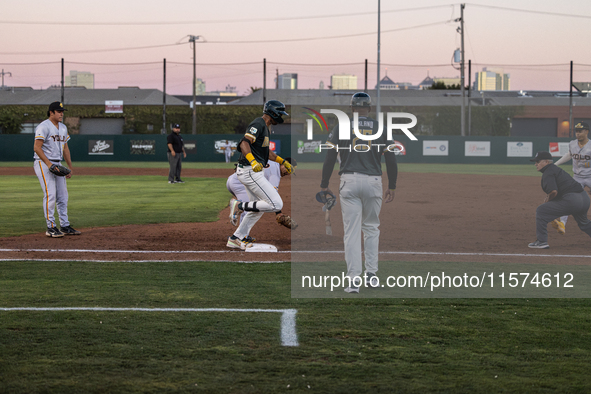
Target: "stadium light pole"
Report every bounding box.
[189,35,200,135]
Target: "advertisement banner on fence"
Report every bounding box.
[423,140,448,156]
[507,141,533,157]
[89,140,114,155]
[130,140,156,155]
[465,141,491,157]
[297,140,323,154]
[549,142,569,157]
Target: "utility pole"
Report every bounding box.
[263,58,266,104]
[61,58,64,103]
[468,59,472,136]
[276,68,279,89]
[0,69,12,88]
[377,0,381,117]
[162,58,167,135]
[364,59,368,92]
[569,60,574,138]
[189,35,199,135]
[458,4,466,136]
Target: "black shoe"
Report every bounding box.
[61,225,81,235]
[46,227,64,238]
[175,179,185,183]
[168,180,177,184]
[365,272,380,288]
[244,235,256,243]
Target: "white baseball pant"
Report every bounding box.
[339,173,383,280]
[232,165,283,240]
[34,159,70,228]
[561,174,591,224]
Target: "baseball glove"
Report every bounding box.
[49,164,71,177]
[316,190,337,211]
[276,214,298,230]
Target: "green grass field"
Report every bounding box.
[1,162,589,392]
[1,261,590,393]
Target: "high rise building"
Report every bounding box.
[476,67,510,91]
[331,74,357,90]
[195,78,206,95]
[277,73,298,89]
[65,70,94,89]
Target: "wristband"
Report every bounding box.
[274,156,285,165]
[245,153,256,163]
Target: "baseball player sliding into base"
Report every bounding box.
[33,101,81,238]
[226,158,298,241]
[226,100,293,250]
[320,92,399,293]
[551,122,591,235]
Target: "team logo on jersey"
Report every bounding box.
[262,137,269,147]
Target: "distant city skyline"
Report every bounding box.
[2,0,591,95]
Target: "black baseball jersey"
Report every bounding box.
[320,115,398,189]
[540,163,583,199]
[238,117,270,166]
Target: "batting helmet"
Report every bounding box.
[263,100,289,124]
[350,92,371,107]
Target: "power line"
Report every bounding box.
[468,3,591,19]
[0,5,455,26]
[205,20,452,44]
[0,42,185,56]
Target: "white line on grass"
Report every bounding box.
[0,307,299,347]
[0,259,287,263]
[3,248,591,259]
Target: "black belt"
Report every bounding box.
[342,172,371,175]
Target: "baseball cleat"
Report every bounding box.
[61,225,81,235]
[551,219,565,235]
[226,236,253,250]
[229,198,243,226]
[344,286,359,293]
[244,235,256,243]
[168,180,176,184]
[46,227,64,238]
[528,240,549,249]
[175,179,185,183]
[365,272,380,288]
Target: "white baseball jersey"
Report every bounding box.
[568,139,591,177]
[33,119,69,161]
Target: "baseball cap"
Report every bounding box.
[530,151,553,162]
[48,101,66,112]
[173,123,181,129]
[575,121,590,131]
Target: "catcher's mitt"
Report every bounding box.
[316,190,337,211]
[276,214,298,230]
[49,164,71,177]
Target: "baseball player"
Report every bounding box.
[226,158,297,237]
[528,151,591,249]
[224,140,233,163]
[551,121,591,234]
[226,100,293,250]
[33,101,81,237]
[320,92,398,293]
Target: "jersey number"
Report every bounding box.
[352,129,372,151]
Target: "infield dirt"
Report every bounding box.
[2,167,590,265]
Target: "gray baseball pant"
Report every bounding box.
[167,152,182,182]
[536,191,591,242]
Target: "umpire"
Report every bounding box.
[529,151,591,249]
[167,123,186,184]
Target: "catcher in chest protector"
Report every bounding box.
[226,100,295,250]
[33,101,81,238]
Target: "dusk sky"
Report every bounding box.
[2,0,591,95]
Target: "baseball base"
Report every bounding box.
[245,243,278,253]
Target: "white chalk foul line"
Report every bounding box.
[3,248,591,259]
[0,307,299,347]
